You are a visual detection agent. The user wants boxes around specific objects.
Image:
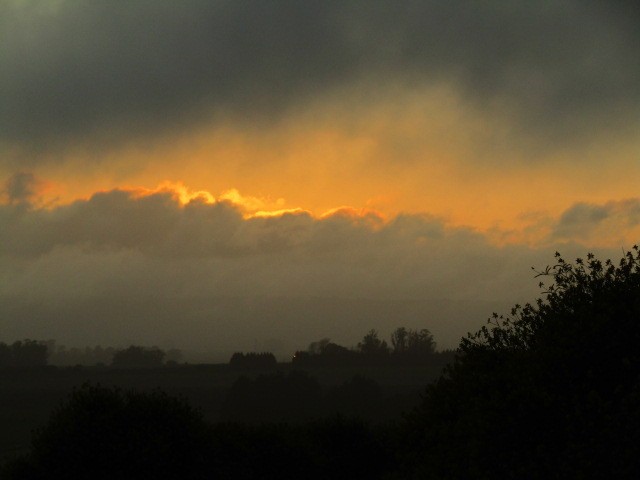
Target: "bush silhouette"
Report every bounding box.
[229,352,277,369]
[221,371,322,423]
[3,384,211,479]
[111,345,165,368]
[405,248,640,479]
[325,375,383,419]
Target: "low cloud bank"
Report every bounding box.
[1,182,629,356]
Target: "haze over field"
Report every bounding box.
[1,1,638,357]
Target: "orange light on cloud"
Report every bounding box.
[14,83,640,248]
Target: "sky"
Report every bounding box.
[1,1,638,360]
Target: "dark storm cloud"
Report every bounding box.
[1,0,637,160]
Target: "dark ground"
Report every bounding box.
[0,363,445,461]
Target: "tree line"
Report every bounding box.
[2,325,448,369]
[0,342,184,368]
[292,327,454,367]
[0,340,48,368]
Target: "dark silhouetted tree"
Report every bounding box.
[390,327,436,358]
[221,371,323,423]
[229,352,277,369]
[0,342,11,367]
[111,345,165,368]
[49,344,117,366]
[2,384,211,479]
[357,329,389,356]
[404,248,640,479]
[0,340,49,367]
[165,348,183,365]
[406,328,436,355]
[309,416,393,480]
[325,375,384,419]
[308,338,331,355]
[293,338,356,366]
[291,350,311,366]
[390,327,408,353]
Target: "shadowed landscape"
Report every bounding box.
[2,249,640,478]
[0,328,453,462]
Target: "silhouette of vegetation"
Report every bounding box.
[292,327,446,367]
[293,338,357,367]
[48,344,117,366]
[325,374,385,419]
[111,345,165,368]
[2,383,396,479]
[0,340,48,368]
[403,248,640,478]
[10,250,638,477]
[221,371,323,423]
[303,416,394,480]
[390,327,437,365]
[218,370,397,425]
[44,343,183,367]
[357,329,390,357]
[229,352,277,369]
[1,384,211,479]
[204,417,394,479]
[164,348,184,365]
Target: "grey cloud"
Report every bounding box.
[2,185,632,356]
[552,198,640,241]
[0,187,514,281]
[0,189,256,257]
[1,186,559,353]
[2,172,40,203]
[0,0,637,161]
[559,203,610,225]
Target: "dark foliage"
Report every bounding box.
[2,384,395,480]
[404,248,640,479]
[46,344,182,367]
[219,370,402,425]
[0,340,48,368]
[205,417,394,480]
[48,345,117,366]
[221,371,323,423]
[111,345,165,368]
[358,329,390,356]
[292,342,358,367]
[304,416,394,480]
[293,327,444,367]
[229,351,277,369]
[390,327,436,360]
[1,384,211,479]
[297,337,358,366]
[325,374,384,419]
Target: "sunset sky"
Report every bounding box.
[1,1,638,359]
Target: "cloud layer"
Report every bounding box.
[1,0,638,161]
[1,182,631,357]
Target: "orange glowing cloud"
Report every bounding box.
[4,82,639,250]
